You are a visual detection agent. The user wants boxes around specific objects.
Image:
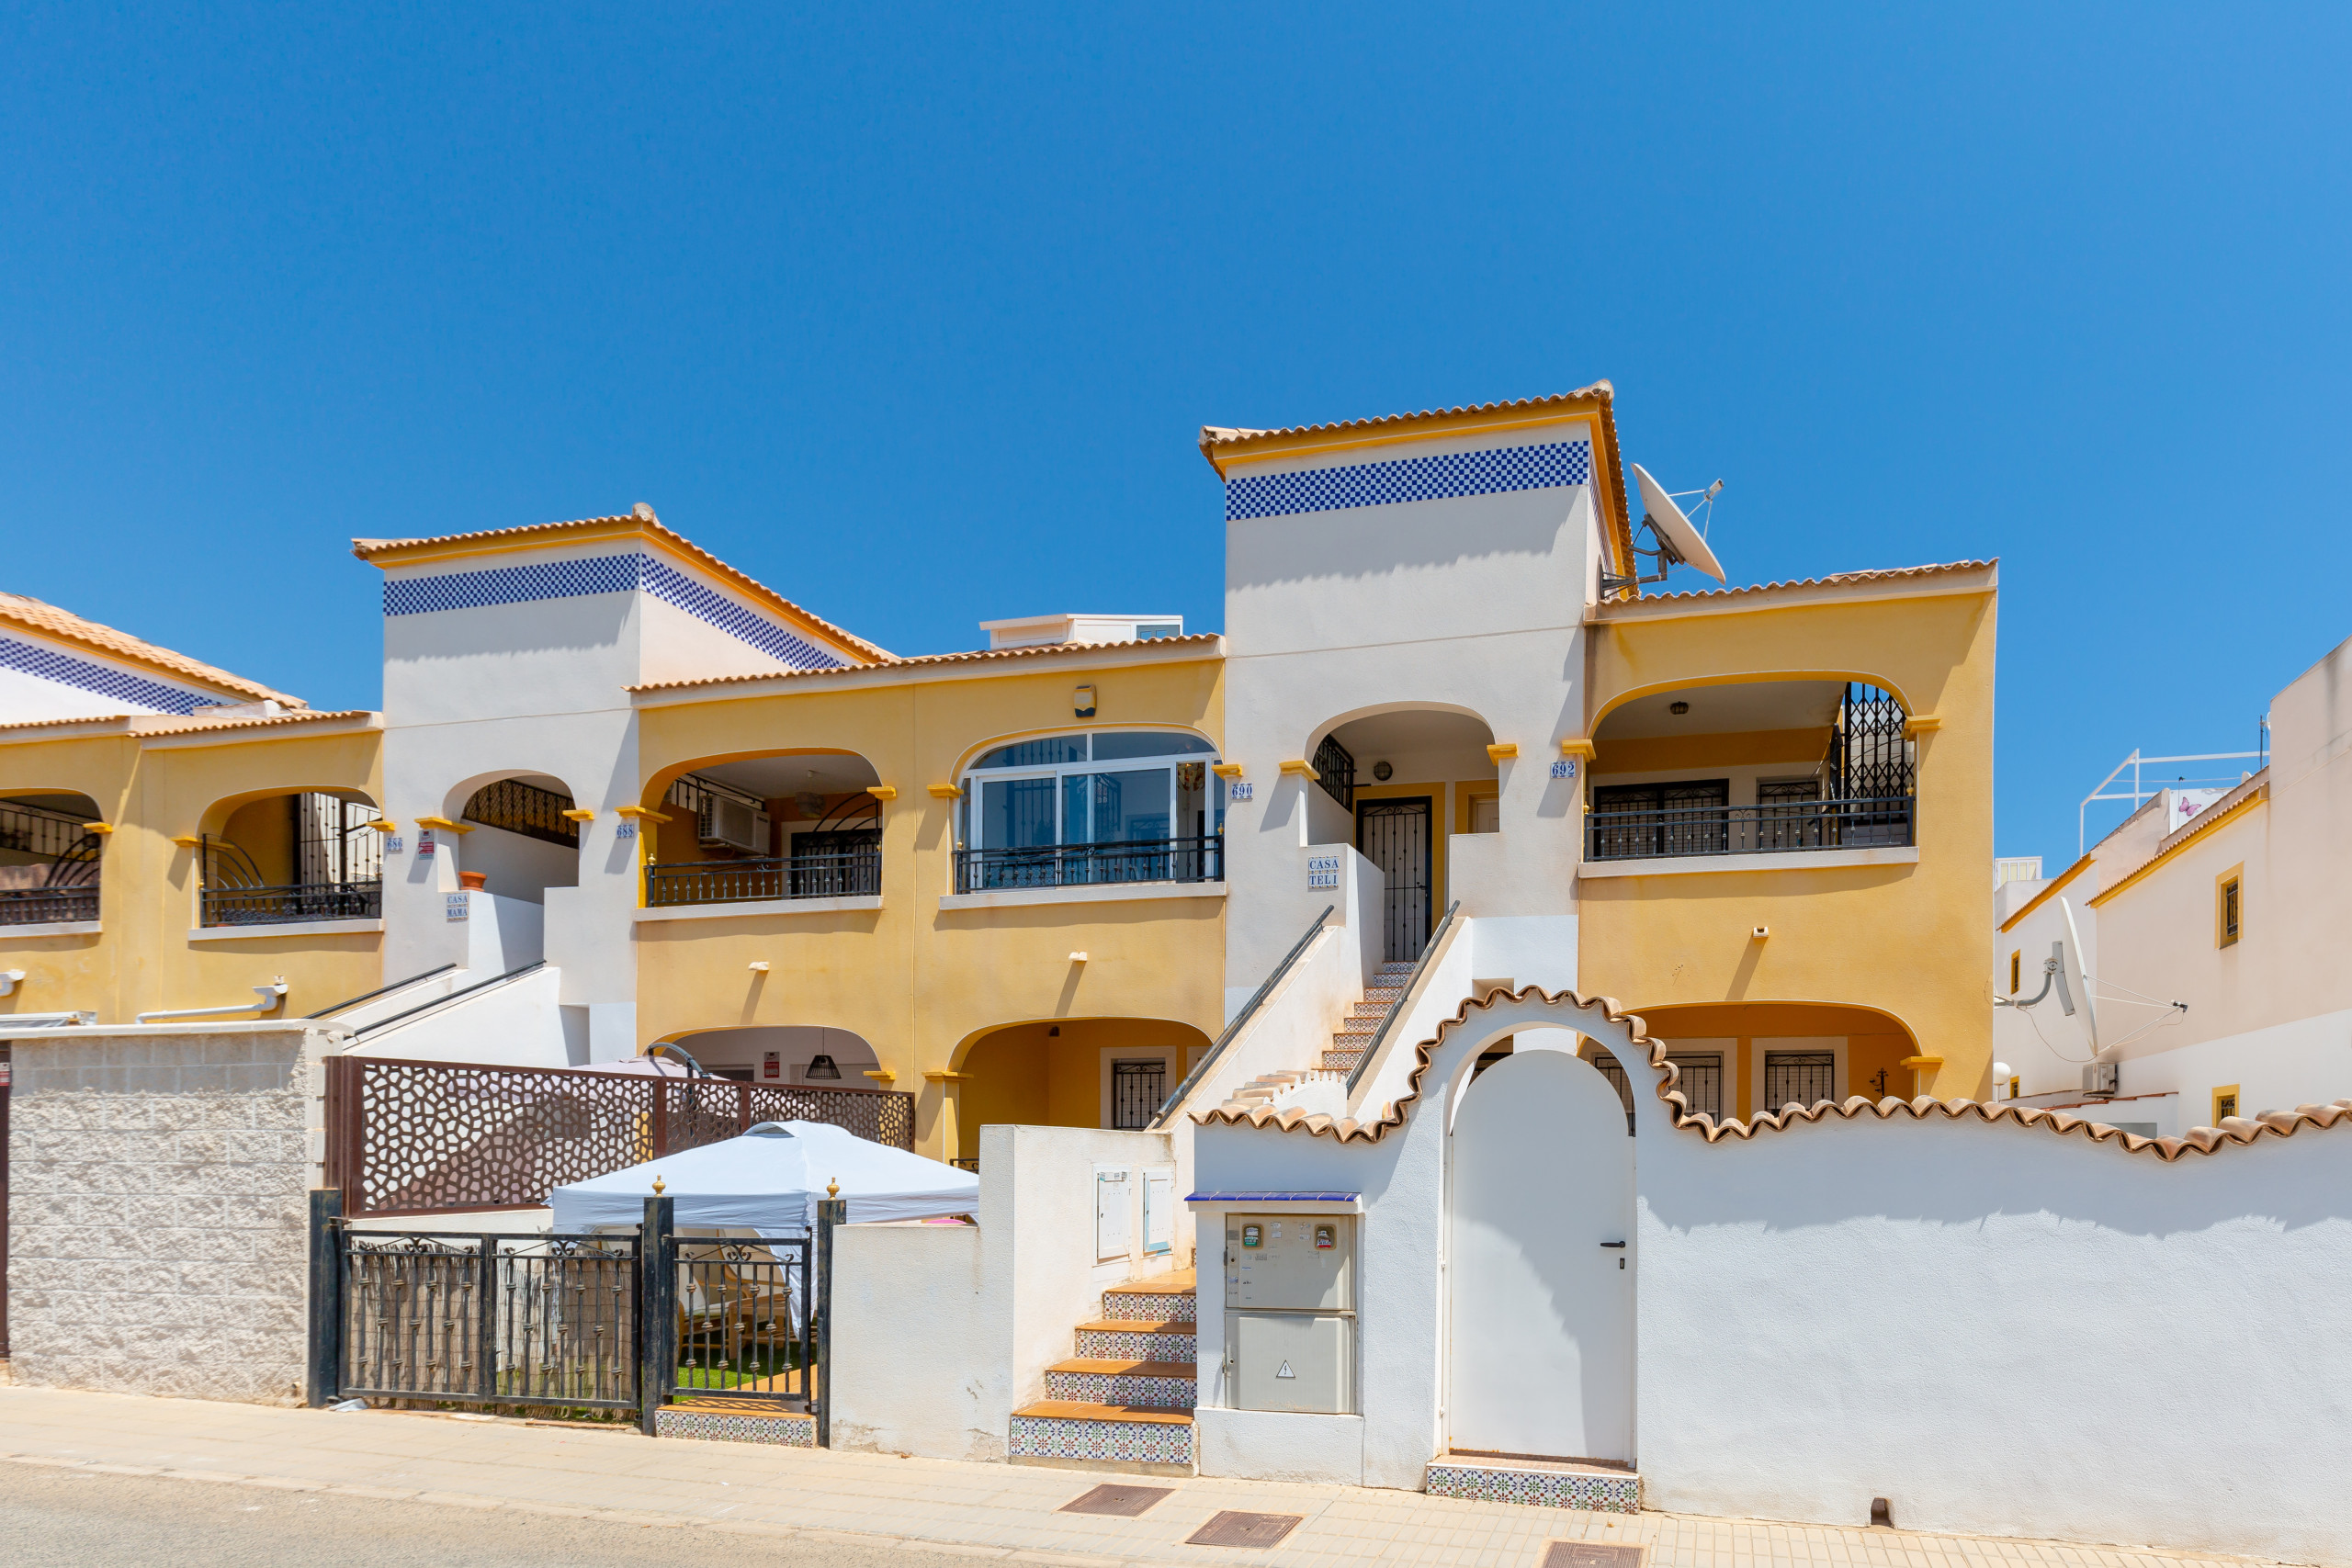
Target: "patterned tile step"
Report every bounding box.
[1322,1050,1365,1070]
[1426,1459,1640,1513]
[1075,1323,1197,1360]
[1044,1360,1197,1408]
[1010,1404,1193,1468]
[1102,1271,1195,1323]
[655,1404,815,1447]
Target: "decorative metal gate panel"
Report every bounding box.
[1762,1051,1838,1111]
[1356,796,1431,963]
[339,1231,639,1411]
[1667,1053,1724,1120]
[672,1235,813,1407]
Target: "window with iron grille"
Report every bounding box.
[1763,1051,1837,1111]
[1667,1053,1724,1120]
[1112,1058,1167,1130]
[1591,779,1730,858]
[1312,732,1356,811]
[2219,875,2242,947]
[1585,1050,1637,1135]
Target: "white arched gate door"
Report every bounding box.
[1447,1046,1634,1461]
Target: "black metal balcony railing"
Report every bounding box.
[954,834,1224,894]
[1586,796,1916,862]
[644,850,883,908]
[200,881,384,926]
[0,886,100,926]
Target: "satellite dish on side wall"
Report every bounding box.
[1629,463,1727,583]
[2057,897,2099,1052]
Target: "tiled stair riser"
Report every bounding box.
[1044,1371,1196,1408]
[1076,1328,1196,1359]
[1102,1292,1194,1323]
[1425,1463,1640,1513]
[655,1407,815,1447]
[1010,1415,1193,1467]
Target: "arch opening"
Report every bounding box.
[198,787,383,928]
[0,791,105,925]
[1587,680,1911,863]
[955,728,1223,895]
[954,1016,1215,1156]
[653,1023,881,1088]
[643,750,884,908]
[440,772,583,906]
[1306,707,1498,962]
[1586,999,1919,1123]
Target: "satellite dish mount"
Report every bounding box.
[1601,464,1727,594]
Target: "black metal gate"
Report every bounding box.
[672,1235,814,1407]
[1356,796,1431,963]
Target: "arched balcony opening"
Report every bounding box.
[952,1015,1215,1164]
[198,788,383,927]
[1304,707,1497,963]
[0,791,105,926]
[1581,1000,1920,1124]
[653,1024,881,1086]
[953,728,1223,894]
[450,773,582,904]
[642,751,883,908]
[1586,681,1913,864]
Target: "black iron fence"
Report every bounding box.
[644,850,880,908]
[954,834,1223,893]
[335,1228,640,1412]
[674,1235,813,1405]
[1586,796,1915,862]
[200,880,383,925]
[323,1055,916,1218]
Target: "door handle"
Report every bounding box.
[1599,1241,1626,1248]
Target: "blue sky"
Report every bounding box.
[5,5,2346,865]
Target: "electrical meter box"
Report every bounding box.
[1225,1214,1353,1311]
[1225,1213,1356,1415]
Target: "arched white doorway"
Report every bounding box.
[1447,1032,1634,1463]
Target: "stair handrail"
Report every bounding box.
[1344,900,1463,1100]
[1148,904,1335,1130]
[305,963,459,1020]
[344,959,548,1044]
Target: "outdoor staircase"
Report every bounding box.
[1008,1269,1196,1473]
[1216,962,1413,1114]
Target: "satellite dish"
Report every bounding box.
[2057,897,2099,1052]
[1630,464,1727,583]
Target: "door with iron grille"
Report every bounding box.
[1111,1058,1166,1130]
[1355,797,1431,963]
[1762,1051,1837,1112]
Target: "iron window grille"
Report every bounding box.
[1312,732,1356,811]
[1112,1059,1168,1130]
[463,779,580,848]
[1762,1052,1837,1112]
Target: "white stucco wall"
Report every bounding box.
[830,1221,989,1459]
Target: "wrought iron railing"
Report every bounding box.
[954,834,1223,893]
[644,850,881,907]
[324,1055,918,1217]
[1585,796,1915,862]
[337,1230,639,1411]
[673,1234,812,1406]
[200,880,383,925]
[462,778,580,848]
[0,886,99,925]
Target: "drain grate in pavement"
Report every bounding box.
[1061,1483,1173,1517]
[1544,1543,1646,1568]
[1187,1511,1303,1549]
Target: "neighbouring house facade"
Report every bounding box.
[1994,632,2352,1134]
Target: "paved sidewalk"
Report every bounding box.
[0,1388,2288,1568]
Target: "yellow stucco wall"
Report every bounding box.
[0,720,385,1025]
[1577,575,1998,1099]
[631,649,1227,1160]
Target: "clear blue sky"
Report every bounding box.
[6,5,2346,866]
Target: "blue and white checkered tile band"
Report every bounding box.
[382,553,848,671]
[1225,439,1592,522]
[0,635,220,716]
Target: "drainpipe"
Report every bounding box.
[137,978,289,1024]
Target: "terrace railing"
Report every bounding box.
[644,850,881,908]
[0,886,99,926]
[954,834,1223,894]
[200,880,383,925]
[1586,796,1915,862]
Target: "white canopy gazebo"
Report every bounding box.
[548,1120,978,1234]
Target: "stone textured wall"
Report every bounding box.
[6,1023,331,1404]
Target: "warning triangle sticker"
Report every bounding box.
[1275,1361,1295,1379]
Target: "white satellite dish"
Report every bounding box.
[1629,463,1727,583]
[2057,897,2098,1052]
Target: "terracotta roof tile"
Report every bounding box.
[351,510,894,665]
[0,707,377,741]
[1198,382,1616,455]
[1608,559,1997,606]
[0,592,303,706]
[628,632,1223,694]
[1196,984,2352,1160]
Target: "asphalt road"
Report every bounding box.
[0,1463,927,1567]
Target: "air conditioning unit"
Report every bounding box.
[698,796,770,854]
[2082,1061,2119,1098]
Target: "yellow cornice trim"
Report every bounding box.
[1900,1055,1945,1068]
[365,819,400,834]
[81,821,114,834]
[413,815,474,834]
[863,1068,898,1085]
[1999,853,2094,933]
[926,784,962,800]
[2088,785,2267,909]
[865,784,899,802]
[1559,739,1597,761]
[171,834,200,849]
[560,808,597,822]
[1211,762,1244,778]
[616,805,673,822]
[923,1070,968,1083]
[1485,742,1519,763]
[1279,759,1321,781]
[1903,714,1942,737]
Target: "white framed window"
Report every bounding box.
[956,731,1226,891]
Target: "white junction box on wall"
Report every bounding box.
[1225,1213,1355,1414]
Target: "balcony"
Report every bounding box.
[1586,796,1915,862]
[0,885,99,926]
[645,849,882,908]
[200,881,383,925]
[953,834,1224,894]
[1,795,105,926]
